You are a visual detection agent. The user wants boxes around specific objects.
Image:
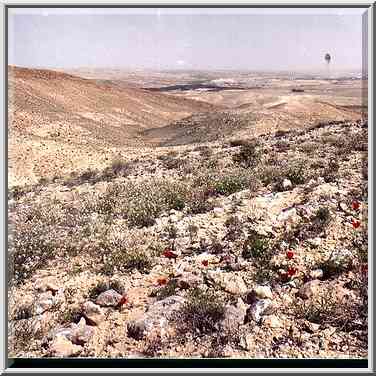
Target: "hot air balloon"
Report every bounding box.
[325,53,331,64]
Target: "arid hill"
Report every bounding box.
[8,66,216,186]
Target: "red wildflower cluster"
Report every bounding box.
[287,267,297,277]
[163,248,178,259]
[361,264,368,274]
[118,295,128,307]
[352,219,361,229]
[286,250,294,260]
[201,260,209,267]
[352,200,360,211]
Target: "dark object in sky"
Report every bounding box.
[325,53,331,64]
[291,88,304,93]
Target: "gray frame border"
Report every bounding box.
[0,1,374,374]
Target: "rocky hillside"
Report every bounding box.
[8,66,216,186]
[8,118,368,359]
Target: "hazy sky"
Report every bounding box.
[8,8,367,72]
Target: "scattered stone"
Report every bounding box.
[236,297,248,315]
[207,271,248,295]
[127,320,146,340]
[254,285,273,299]
[303,321,320,333]
[49,335,82,357]
[70,317,95,345]
[176,272,203,289]
[220,305,246,331]
[263,315,283,328]
[339,202,349,212]
[213,207,225,218]
[247,299,273,323]
[82,301,105,326]
[307,237,321,248]
[35,291,54,314]
[95,289,123,307]
[240,333,255,351]
[310,269,324,280]
[128,296,186,339]
[282,179,292,190]
[45,281,60,294]
[277,208,300,225]
[51,317,94,345]
[298,280,322,299]
[196,253,221,265]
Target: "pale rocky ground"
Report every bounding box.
[8,113,368,359]
[8,67,368,359]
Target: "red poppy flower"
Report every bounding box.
[286,250,294,260]
[287,267,297,277]
[201,260,209,267]
[118,295,128,307]
[280,272,289,282]
[352,201,360,211]
[157,277,168,286]
[352,219,361,229]
[163,248,178,259]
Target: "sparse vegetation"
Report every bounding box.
[8,67,368,362]
[151,279,179,300]
[294,289,364,332]
[176,288,225,335]
[232,140,262,168]
[100,236,155,275]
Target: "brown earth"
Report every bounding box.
[8,66,216,186]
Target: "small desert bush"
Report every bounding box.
[258,165,283,187]
[308,207,331,235]
[77,168,99,184]
[285,160,307,185]
[322,159,340,183]
[224,216,243,241]
[194,169,259,198]
[151,279,179,301]
[9,319,48,354]
[294,290,364,331]
[8,204,58,284]
[13,303,34,321]
[274,129,289,138]
[101,157,134,180]
[57,306,82,324]
[161,156,191,171]
[232,140,262,168]
[176,288,225,335]
[100,179,188,227]
[315,255,353,280]
[99,232,160,275]
[274,140,290,153]
[242,231,270,260]
[195,145,213,158]
[142,336,163,357]
[242,231,274,283]
[299,142,318,154]
[88,281,111,301]
[185,189,215,214]
[228,139,254,147]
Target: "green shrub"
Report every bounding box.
[99,233,157,275]
[233,140,262,168]
[151,279,179,300]
[242,231,274,283]
[176,288,225,335]
[286,160,306,185]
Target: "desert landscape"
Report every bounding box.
[7,64,368,360]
